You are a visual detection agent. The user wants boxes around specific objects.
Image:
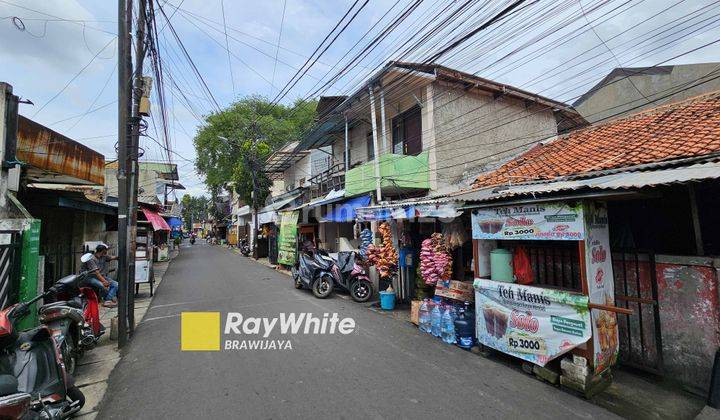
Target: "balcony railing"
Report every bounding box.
[344,152,429,196]
[307,162,345,199]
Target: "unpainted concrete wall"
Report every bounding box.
[574,62,720,124]
[432,82,557,191]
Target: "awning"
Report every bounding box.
[290,189,346,211]
[356,202,462,221]
[237,205,251,217]
[142,208,171,231]
[257,192,302,225]
[166,216,183,229]
[321,195,371,222]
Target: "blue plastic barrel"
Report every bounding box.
[379,291,396,310]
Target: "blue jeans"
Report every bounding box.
[85,276,118,301]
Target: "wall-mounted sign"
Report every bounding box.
[472,202,584,241]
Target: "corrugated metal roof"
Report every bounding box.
[357,194,455,210]
[17,116,105,185]
[258,192,302,215]
[456,161,720,203]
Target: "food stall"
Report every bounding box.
[470,200,627,394]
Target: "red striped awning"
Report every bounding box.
[141,208,170,231]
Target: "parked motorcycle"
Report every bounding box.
[39,273,104,375]
[190,236,196,245]
[291,248,335,299]
[0,278,86,418]
[332,251,374,302]
[239,239,251,257]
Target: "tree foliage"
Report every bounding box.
[181,194,209,231]
[193,96,317,207]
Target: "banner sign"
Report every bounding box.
[471,202,584,241]
[583,202,619,373]
[277,211,299,265]
[473,278,591,366]
[356,204,461,221]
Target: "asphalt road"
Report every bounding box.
[97,243,618,419]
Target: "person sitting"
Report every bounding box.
[80,244,119,308]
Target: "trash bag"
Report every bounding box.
[513,246,534,285]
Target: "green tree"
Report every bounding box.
[193,96,316,208]
[181,194,209,231]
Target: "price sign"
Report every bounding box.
[506,332,547,355]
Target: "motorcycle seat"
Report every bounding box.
[0,375,18,396]
[41,299,82,310]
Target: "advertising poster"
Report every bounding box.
[471,202,584,241]
[277,211,299,265]
[584,202,619,373]
[474,278,591,367]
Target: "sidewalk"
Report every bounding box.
[75,249,179,419]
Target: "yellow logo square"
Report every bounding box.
[181,312,220,351]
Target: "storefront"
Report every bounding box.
[469,199,628,393]
[355,201,471,302]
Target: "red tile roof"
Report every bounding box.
[472,90,720,188]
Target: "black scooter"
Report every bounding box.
[239,239,251,257]
[291,248,335,299]
[0,277,85,419]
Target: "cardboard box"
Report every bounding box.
[434,280,474,302]
[410,300,421,325]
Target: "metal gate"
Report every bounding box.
[0,231,23,310]
[612,249,663,374]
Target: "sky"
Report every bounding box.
[1,0,718,200]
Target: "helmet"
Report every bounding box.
[81,253,94,263]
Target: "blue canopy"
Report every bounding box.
[167,217,183,229]
[321,195,371,223]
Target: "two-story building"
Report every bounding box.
[265,62,585,255]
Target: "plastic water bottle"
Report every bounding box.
[431,302,442,337]
[419,299,431,333]
[442,307,456,344]
[455,301,476,349]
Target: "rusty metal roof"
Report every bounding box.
[17,116,105,185]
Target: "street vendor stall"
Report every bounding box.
[470,199,628,394]
[355,201,468,303]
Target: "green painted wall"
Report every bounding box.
[18,219,40,329]
[345,152,429,196]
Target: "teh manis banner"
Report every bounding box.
[277,211,299,265]
[473,279,591,367]
[471,202,584,241]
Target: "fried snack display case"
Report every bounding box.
[470,200,630,390]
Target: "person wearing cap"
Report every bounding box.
[80,244,119,308]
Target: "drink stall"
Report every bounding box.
[470,200,629,394]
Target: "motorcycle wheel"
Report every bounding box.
[61,337,78,375]
[312,275,334,299]
[291,267,303,289]
[350,280,373,303]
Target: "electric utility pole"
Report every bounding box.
[127,0,147,335]
[116,0,132,348]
